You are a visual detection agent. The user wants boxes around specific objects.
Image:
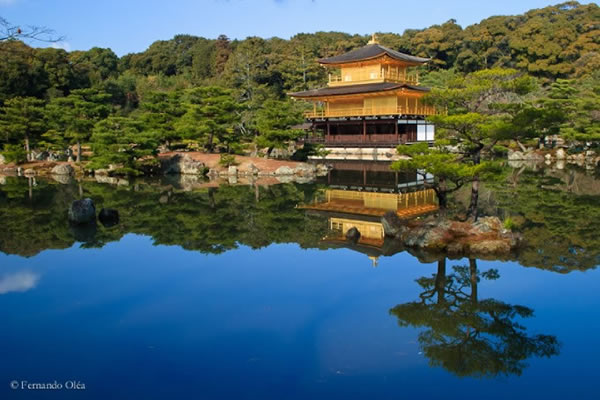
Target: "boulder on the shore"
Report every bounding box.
[381,214,520,257]
[161,154,206,175]
[68,198,96,224]
[382,211,406,237]
[275,166,295,176]
[0,154,6,165]
[51,164,74,176]
[98,208,119,227]
[556,148,566,159]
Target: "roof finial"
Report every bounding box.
[368,33,378,45]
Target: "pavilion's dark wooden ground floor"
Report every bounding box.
[303,116,435,147]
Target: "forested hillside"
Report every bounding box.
[0,1,598,172]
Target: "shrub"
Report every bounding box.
[2,144,27,164]
[219,153,238,167]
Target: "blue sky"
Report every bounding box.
[0,0,591,56]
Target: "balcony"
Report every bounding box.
[328,69,419,86]
[303,133,422,147]
[304,105,440,119]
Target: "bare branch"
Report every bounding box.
[0,17,64,43]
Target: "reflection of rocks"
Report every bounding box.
[95,175,129,186]
[383,215,520,257]
[161,154,207,175]
[0,176,5,185]
[0,272,40,294]
[345,227,361,242]
[70,220,97,243]
[51,174,74,184]
[68,198,96,224]
[51,164,74,176]
[99,208,119,227]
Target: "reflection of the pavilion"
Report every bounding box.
[303,164,439,266]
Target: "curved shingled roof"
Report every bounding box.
[318,43,430,65]
[289,82,429,98]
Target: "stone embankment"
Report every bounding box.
[0,152,329,186]
[381,212,521,258]
[158,152,329,182]
[508,148,600,170]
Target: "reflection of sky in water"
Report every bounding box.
[0,234,599,399]
[0,271,40,294]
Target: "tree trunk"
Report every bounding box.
[467,176,480,221]
[435,258,446,305]
[516,140,527,153]
[469,258,478,304]
[76,140,82,163]
[434,178,448,214]
[25,134,31,162]
[206,133,214,152]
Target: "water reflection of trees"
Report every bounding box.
[0,177,328,257]
[389,259,560,378]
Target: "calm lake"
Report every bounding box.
[1,163,599,399]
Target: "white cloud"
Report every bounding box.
[0,271,40,294]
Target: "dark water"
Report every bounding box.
[1,165,599,399]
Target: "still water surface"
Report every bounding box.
[0,165,599,399]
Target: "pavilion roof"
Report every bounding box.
[289,82,429,98]
[318,43,429,65]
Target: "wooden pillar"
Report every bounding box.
[363,167,367,186]
[394,116,399,144]
[326,121,330,143]
[363,118,367,144]
[416,97,419,114]
[405,96,409,114]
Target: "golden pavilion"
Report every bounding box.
[289,35,438,148]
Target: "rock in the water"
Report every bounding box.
[68,198,96,224]
[381,211,405,237]
[523,151,544,162]
[98,208,119,227]
[228,165,238,176]
[23,168,35,176]
[555,148,566,159]
[161,154,206,175]
[508,150,523,161]
[0,154,6,165]
[293,164,316,177]
[473,216,502,233]
[275,166,295,175]
[51,164,74,176]
[345,227,361,242]
[52,174,73,185]
[469,240,511,255]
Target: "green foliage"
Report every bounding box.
[255,99,304,155]
[89,116,159,175]
[1,143,27,164]
[390,260,560,377]
[0,96,45,159]
[176,86,243,152]
[503,217,515,230]
[45,88,112,160]
[218,153,238,167]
